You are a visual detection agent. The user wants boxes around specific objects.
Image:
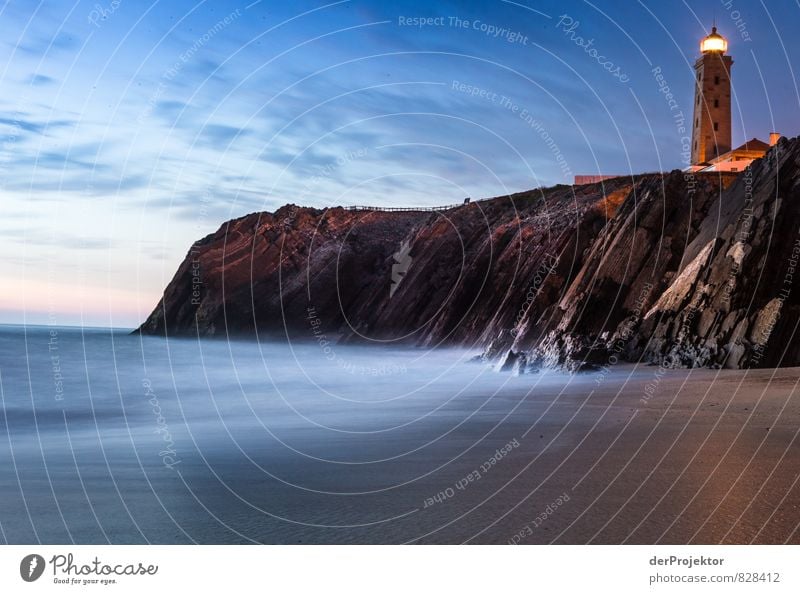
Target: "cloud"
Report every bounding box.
[2,172,151,196]
[16,31,78,57]
[0,115,73,135]
[27,150,110,171]
[154,100,191,120]
[145,184,270,220]
[188,123,253,151]
[2,141,115,173]
[1,227,116,251]
[28,74,56,86]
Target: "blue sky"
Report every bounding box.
[1,0,799,327]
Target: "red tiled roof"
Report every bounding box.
[730,138,770,153]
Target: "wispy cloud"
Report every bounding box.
[28,73,57,86]
[1,0,799,324]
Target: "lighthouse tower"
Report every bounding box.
[691,27,733,165]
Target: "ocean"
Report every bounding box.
[0,324,571,544]
[2,325,797,544]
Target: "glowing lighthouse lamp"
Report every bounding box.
[700,27,728,53]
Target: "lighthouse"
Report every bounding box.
[690,27,733,165]
[576,24,779,183]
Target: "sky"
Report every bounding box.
[1,0,799,328]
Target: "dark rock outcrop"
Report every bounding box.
[138,137,800,370]
[639,136,800,369]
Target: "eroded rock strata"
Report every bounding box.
[139,137,800,370]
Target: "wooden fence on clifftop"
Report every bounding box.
[345,198,480,213]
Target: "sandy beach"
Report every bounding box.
[418,365,800,544]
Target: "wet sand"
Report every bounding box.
[413,365,800,544]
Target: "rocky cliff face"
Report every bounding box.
[638,136,800,369]
[139,137,800,370]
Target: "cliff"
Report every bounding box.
[138,136,800,370]
[638,136,800,369]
